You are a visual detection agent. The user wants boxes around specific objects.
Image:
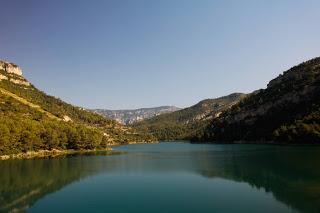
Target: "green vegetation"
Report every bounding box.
[0,66,153,156]
[132,93,246,140]
[273,106,320,143]
[1,55,319,154]
[192,57,320,143]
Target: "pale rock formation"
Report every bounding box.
[9,78,30,86]
[0,74,8,81]
[63,115,72,122]
[0,61,23,76]
[0,60,30,86]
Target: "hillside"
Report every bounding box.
[132,93,246,140]
[94,106,180,124]
[0,61,153,156]
[193,57,320,143]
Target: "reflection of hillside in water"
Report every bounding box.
[115,145,320,213]
[1,145,319,213]
[196,146,320,213]
[0,154,118,212]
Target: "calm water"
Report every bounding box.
[1,142,320,213]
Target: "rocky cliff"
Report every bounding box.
[94,106,181,124]
[0,61,23,76]
[0,61,30,86]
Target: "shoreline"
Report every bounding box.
[190,140,320,146]
[2,140,317,161]
[0,140,156,161]
[0,148,115,161]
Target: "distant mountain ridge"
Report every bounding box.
[93,106,180,124]
[132,93,246,140]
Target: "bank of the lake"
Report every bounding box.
[0,140,158,160]
[0,148,114,160]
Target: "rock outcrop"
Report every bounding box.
[0,61,23,76]
[0,60,30,86]
[94,106,181,124]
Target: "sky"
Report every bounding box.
[0,0,320,109]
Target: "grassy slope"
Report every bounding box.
[0,87,59,120]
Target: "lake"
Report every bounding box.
[0,142,319,213]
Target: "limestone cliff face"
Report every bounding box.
[0,61,23,76]
[0,60,30,86]
[94,106,181,124]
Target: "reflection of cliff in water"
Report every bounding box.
[0,154,116,212]
[197,146,320,213]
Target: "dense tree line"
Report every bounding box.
[0,94,109,155]
[273,106,320,143]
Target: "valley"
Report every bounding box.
[1,57,319,159]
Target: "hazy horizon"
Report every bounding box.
[1,0,320,109]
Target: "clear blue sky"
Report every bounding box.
[1,0,320,109]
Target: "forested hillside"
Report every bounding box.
[0,61,153,156]
[193,57,320,143]
[132,93,246,140]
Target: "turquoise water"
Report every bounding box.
[1,142,320,212]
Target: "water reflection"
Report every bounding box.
[0,154,113,212]
[0,143,319,213]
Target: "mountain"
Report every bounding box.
[0,60,153,156]
[93,106,181,124]
[192,57,320,143]
[132,93,246,140]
